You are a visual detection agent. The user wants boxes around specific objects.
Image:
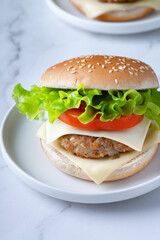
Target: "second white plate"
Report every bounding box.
[46,0,160,34]
[1,106,160,203]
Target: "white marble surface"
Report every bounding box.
[1,0,160,239]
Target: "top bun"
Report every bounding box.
[41,55,159,90]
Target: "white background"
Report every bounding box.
[1,0,160,239]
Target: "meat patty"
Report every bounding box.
[59,135,133,159]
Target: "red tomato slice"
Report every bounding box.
[58,108,144,131]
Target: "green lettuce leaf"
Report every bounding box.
[12,83,160,127]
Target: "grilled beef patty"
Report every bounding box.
[59,134,133,159]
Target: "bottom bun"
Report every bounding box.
[41,139,158,182]
[95,7,153,22]
[70,0,153,22]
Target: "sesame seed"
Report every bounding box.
[127,64,130,66]
[81,59,86,63]
[128,68,131,70]
[131,67,134,70]
[107,62,111,64]
[72,71,76,74]
[79,66,83,68]
[69,60,73,63]
[137,60,140,63]
[121,62,125,65]
[115,79,118,84]
[116,63,120,65]
[135,69,138,72]
[97,62,100,65]
[109,70,113,73]
[92,66,95,69]
[140,70,144,73]
[77,61,80,63]
[140,66,145,69]
[119,66,123,70]
[72,67,76,70]
[102,65,105,68]
[135,72,138,76]
[52,66,56,69]
[105,60,108,64]
[114,69,118,72]
[88,70,93,73]
[64,63,67,66]
[145,66,149,70]
[88,64,91,68]
[81,63,86,66]
[129,71,133,75]
[132,61,136,63]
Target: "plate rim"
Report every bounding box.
[1,105,160,203]
[46,0,160,34]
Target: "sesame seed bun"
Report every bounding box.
[40,139,159,182]
[70,0,153,22]
[41,55,159,90]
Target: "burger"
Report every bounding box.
[13,55,160,184]
[70,0,160,22]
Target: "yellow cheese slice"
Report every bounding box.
[81,0,160,19]
[37,121,46,140]
[37,118,151,151]
[37,122,160,184]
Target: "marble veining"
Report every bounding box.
[7,9,24,67]
[1,0,160,240]
[36,202,72,240]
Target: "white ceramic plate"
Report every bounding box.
[1,105,160,203]
[46,0,160,34]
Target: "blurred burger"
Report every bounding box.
[13,55,160,184]
[70,0,160,22]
